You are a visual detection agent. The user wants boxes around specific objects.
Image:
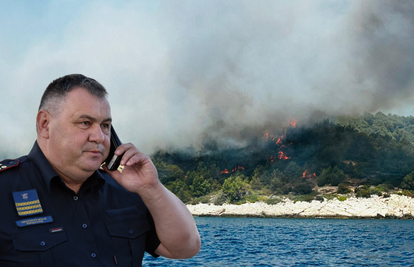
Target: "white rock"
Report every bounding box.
[186,194,414,218]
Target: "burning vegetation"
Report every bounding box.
[153,112,414,204]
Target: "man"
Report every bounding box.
[0,74,200,266]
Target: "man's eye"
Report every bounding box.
[82,121,91,126]
[101,124,111,132]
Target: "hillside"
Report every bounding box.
[152,112,414,204]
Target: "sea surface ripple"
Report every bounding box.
[143,217,414,266]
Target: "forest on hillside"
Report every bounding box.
[152,112,414,204]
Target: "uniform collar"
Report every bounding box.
[28,141,105,194]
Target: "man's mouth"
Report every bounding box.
[87,150,102,155]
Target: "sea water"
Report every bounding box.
[143,217,414,266]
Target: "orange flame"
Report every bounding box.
[290,119,297,128]
[266,132,280,142]
[278,151,290,160]
[232,166,245,172]
[302,170,317,179]
[276,138,282,145]
[221,169,229,174]
[221,166,245,174]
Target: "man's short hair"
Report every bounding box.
[38,74,108,114]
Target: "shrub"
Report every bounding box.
[402,190,414,198]
[337,196,347,201]
[292,182,313,195]
[190,195,210,205]
[315,195,324,202]
[234,199,247,205]
[248,194,259,203]
[355,186,373,198]
[294,194,315,203]
[371,187,382,196]
[266,197,283,205]
[322,194,337,200]
[212,191,228,205]
[401,172,414,190]
[257,196,269,202]
[337,183,351,194]
[356,189,371,198]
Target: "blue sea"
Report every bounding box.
[143,217,414,266]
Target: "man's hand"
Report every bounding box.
[102,143,160,197]
[102,142,201,259]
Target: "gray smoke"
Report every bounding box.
[154,0,414,148]
[0,0,413,157]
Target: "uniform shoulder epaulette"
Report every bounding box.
[0,159,20,172]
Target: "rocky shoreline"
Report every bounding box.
[186,194,414,219]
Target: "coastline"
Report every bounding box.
[186,194,414,219]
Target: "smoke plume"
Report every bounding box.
[0,0,413,157]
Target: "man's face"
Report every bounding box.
[47,87,111,181]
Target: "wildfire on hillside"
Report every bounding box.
[221,166,245,174]
[265,119,296,144]
[265,132,279,142]
[265,119,297,162]
[276,138,282,145]
[232,166,245,172]
[302,170,316,180]
[278,151,290,160]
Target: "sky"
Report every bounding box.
[1,0,414,157]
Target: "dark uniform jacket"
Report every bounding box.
[0,142,160,267]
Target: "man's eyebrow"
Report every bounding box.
[78,114,112,123]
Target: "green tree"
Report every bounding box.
[222,175,250,202]
[165,180,192,203]
[250,175,262,190]
[189,174,211,197]
[269,178,284,194]
[284,162,302,180]
[154,161,185,184]
[317,166,346,186]
[401,171,414,190]
[267,169,288,194]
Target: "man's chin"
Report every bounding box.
[82,160,104,172]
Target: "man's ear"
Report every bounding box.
[37,110,51,139]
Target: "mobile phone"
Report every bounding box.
[104,125,124,171]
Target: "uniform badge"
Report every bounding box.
[16,216,53,227]
[13,189,44,217]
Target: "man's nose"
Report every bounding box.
[89,124,105,143]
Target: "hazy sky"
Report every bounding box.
[1,0,413,157]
